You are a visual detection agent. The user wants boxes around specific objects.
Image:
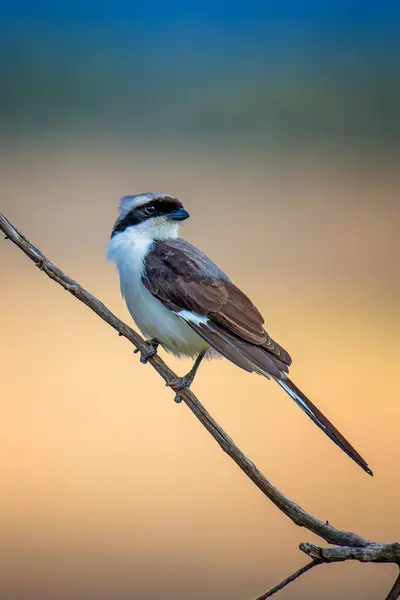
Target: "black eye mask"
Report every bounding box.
[111,197,184,237]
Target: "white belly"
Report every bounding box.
[122,275,210,356]
[108,229,210,357]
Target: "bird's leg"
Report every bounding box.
[166,350,207,403]
[134,338,160,364]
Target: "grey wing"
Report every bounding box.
[142,239,291,376]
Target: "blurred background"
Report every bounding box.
[1,2,399,599]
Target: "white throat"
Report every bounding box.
[107,220,181,343]
[107,218,180,266]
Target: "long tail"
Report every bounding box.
[276,376,372,475]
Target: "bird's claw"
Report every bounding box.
[135,339,159,364]
[140,350,156,364]
[166,375,192,403]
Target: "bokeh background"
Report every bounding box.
[1,2,400,599]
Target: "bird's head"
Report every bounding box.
[111,192,189,240]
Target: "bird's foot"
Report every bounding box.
[166,351,206,403]
[165,374,194,403]
[134,339,159,364]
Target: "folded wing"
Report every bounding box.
[142,238,291,375]
[142,238,371,475]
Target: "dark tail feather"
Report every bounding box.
[276,376,372,476]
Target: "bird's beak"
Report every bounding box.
[168,208,190,221]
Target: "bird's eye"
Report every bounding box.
[143,205,157,216]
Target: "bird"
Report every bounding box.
[108,192,372,476]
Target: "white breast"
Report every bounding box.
[107,228,210,357]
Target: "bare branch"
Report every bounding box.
[254,560,321,599]
[386,568,400,600]
[300,542,400,564]
[0,213,372,548]
[2,213,399,599]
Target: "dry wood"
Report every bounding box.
[1,213,399,599]
[253,560,321,599]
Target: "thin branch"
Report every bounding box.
[2,213,399,600]
[386,568,400,600]
[254,560,321,599]
[0,213,371,548]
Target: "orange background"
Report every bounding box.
[1,140,399,599]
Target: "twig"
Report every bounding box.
[0,214,369,548]
[300,542,400,564]
[386,569,400,600]
[1,213,399,600]
[254,560,321,599]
